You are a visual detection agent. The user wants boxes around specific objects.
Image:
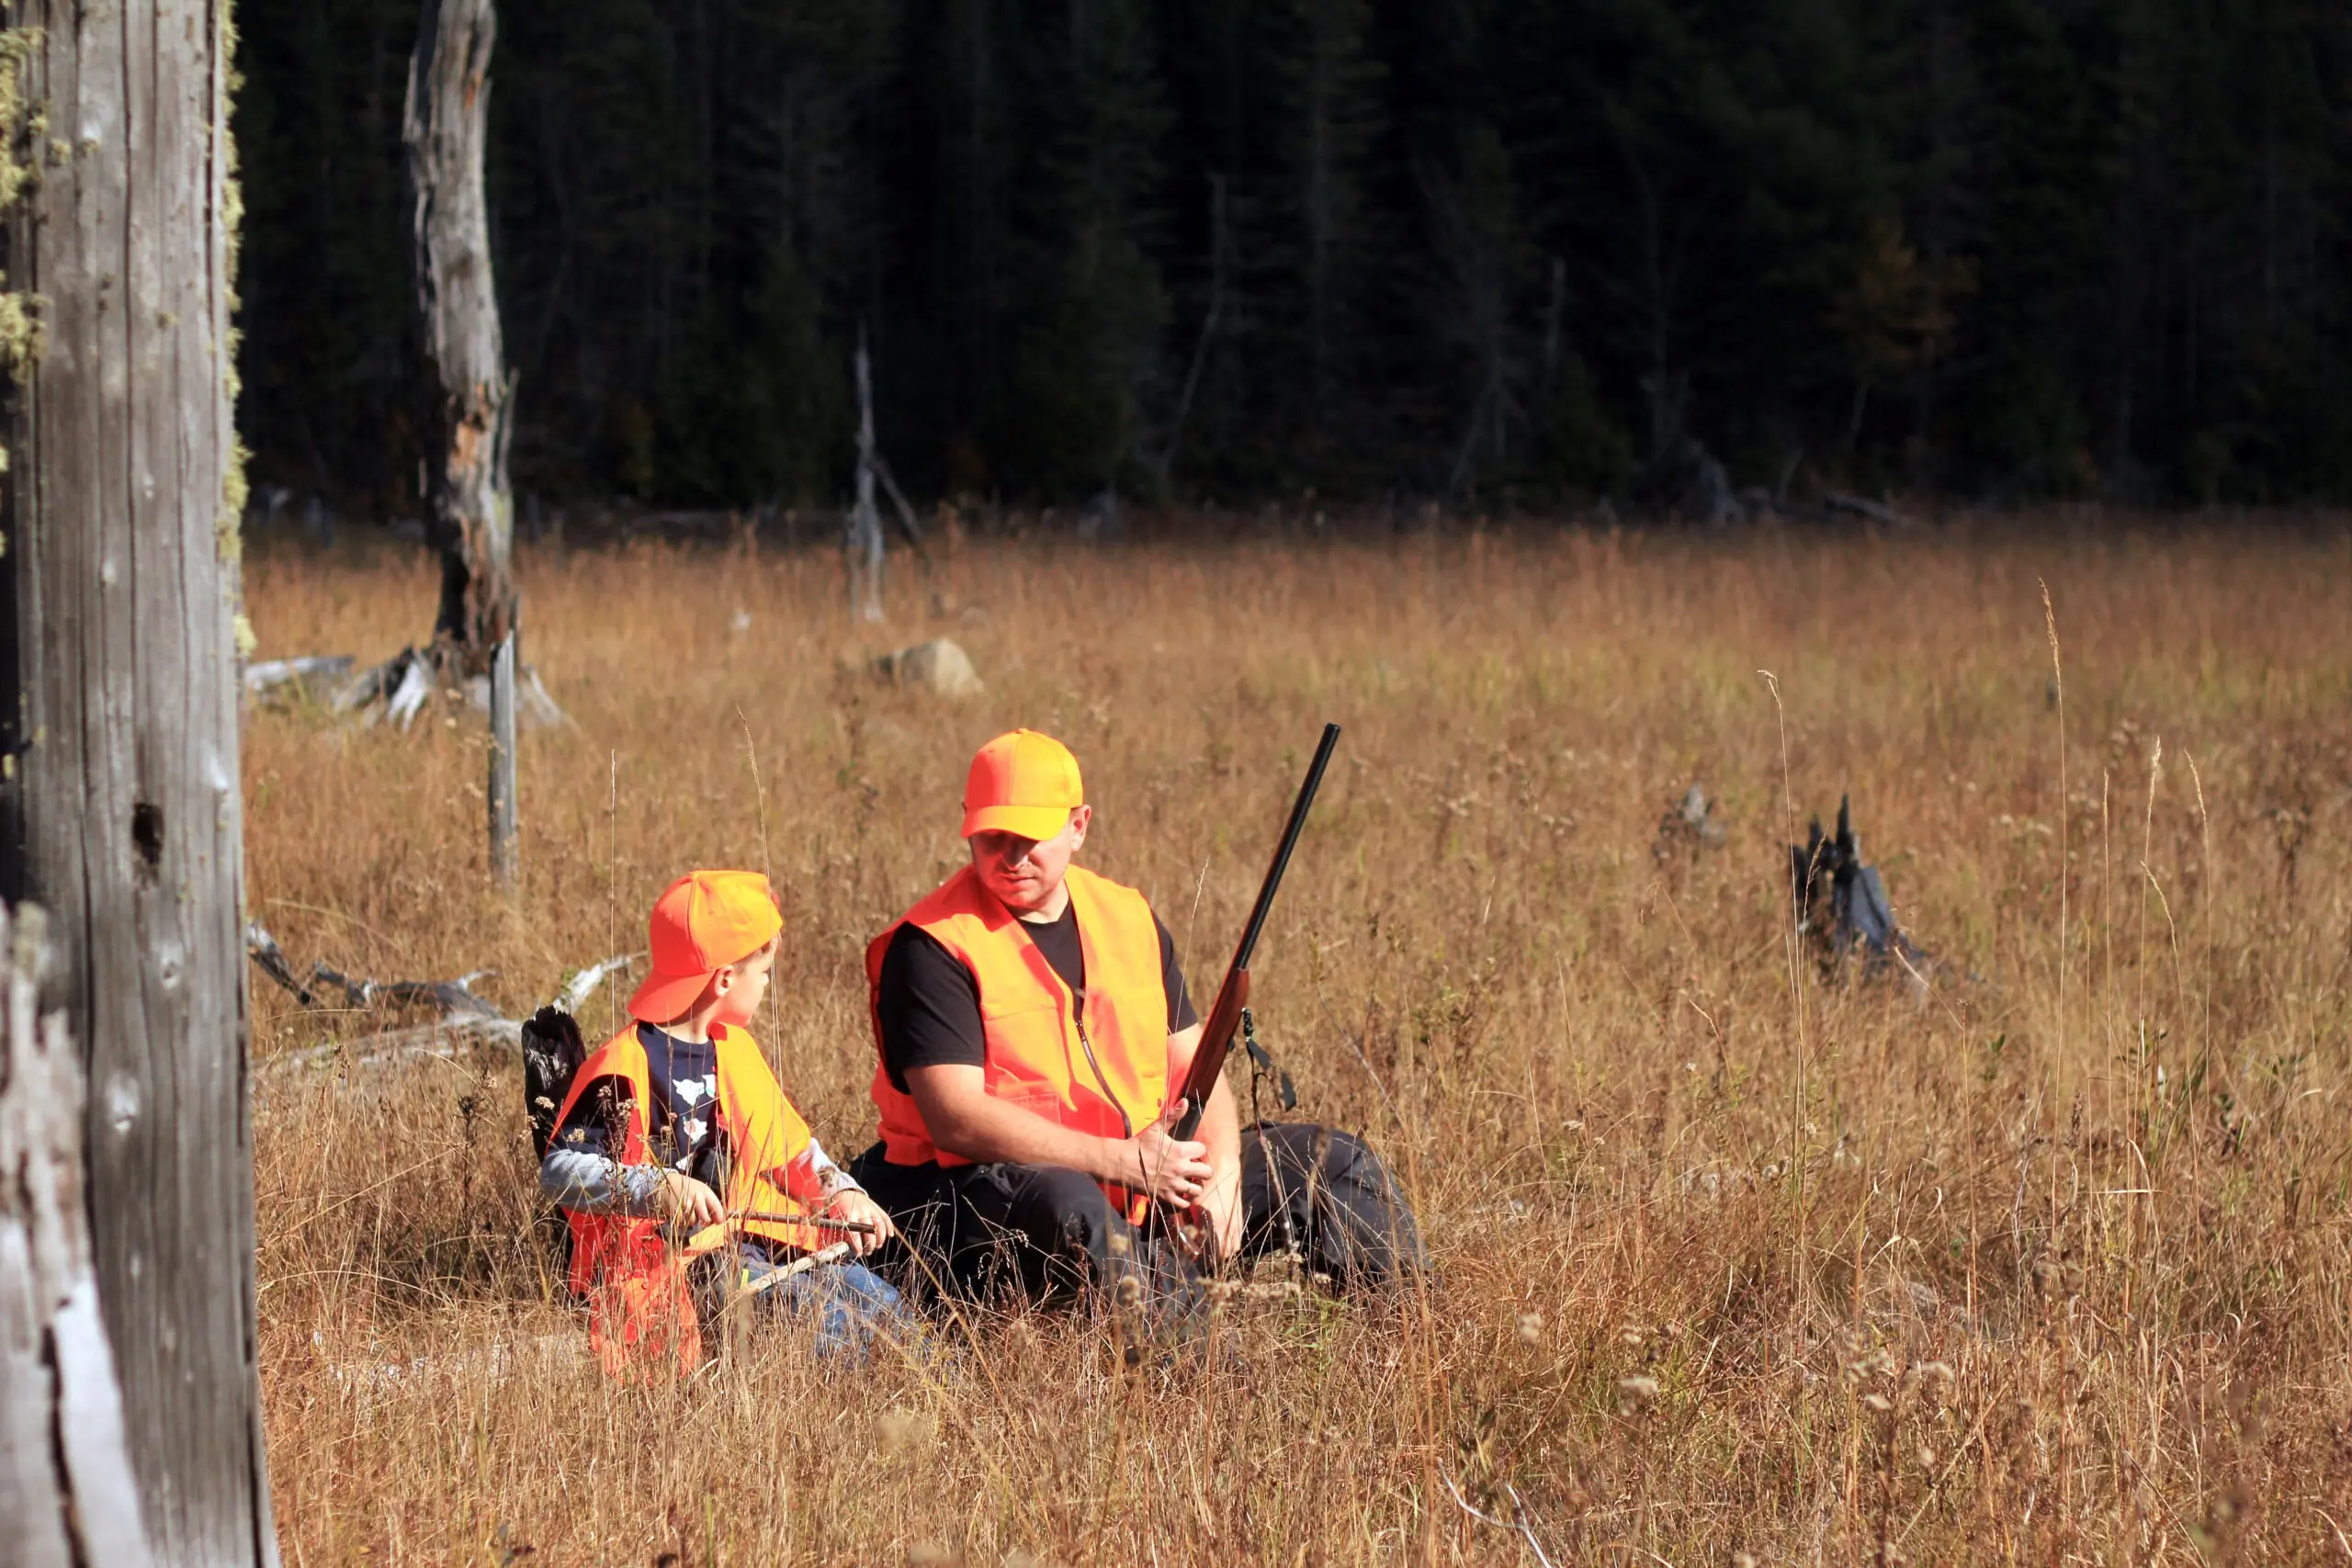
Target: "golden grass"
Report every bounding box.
[243,520,2352,1565]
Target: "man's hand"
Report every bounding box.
[657,1170,725,1229]
[820,1188,897,1259]
[1125,1100,1215,1209]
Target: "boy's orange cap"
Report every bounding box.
[627,870,783,1022]
[961,729,1083,841]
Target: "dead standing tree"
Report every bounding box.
[843,326,923,623]
[0,2,277,1560]
[401,0,521,884]
[405,0,514,669]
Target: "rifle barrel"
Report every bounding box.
[1170,722,1341,1141]
[1228,724,1342,974]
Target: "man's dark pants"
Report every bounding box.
[848,1122,1426,1308]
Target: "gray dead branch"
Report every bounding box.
[871,638,984,699]
[315,1329,586,1396]
[1442,1473,1561,1568]
[246,923,635,1077]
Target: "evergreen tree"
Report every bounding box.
[989,0,1170,497]
[1268,0,1385,438]
[225,0,2352,508]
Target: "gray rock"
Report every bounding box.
[875,637,983,699]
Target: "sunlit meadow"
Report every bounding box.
[243,517,2352,1564]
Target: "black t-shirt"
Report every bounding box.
[554,1022,721,1171]
[875,899,1199,1092]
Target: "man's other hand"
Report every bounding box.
[1201,1171,1244,1263]
[822,1188,897,1258]
[1128,1100,1215,1209]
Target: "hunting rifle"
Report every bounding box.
[1169,721,1341,1145]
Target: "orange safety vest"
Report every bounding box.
[866,863,1170,1208]
[549,1021,820,1375]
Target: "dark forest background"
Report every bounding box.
[235,0,2352,515]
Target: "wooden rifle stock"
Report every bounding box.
[1169,723,1341,1141]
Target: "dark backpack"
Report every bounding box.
[522,1006,588,1159]
[521,1006,589,1282]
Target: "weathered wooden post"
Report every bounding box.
[489,631,518,889]
[404,0,515,668]
[0,2,278,1562]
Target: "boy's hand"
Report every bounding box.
[658,1171,725,1229]
[821,1188,896,1258]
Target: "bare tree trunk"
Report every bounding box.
[1154,172,1228,486]
[405,0,515,670]
[0,4,277,1562]
[0,904,158,1568]
[848,328,885,623]
[842,327,923,622]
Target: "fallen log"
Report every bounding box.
[1822,491,1919,530]
[246,922,636,1077]
[243,654,356,701]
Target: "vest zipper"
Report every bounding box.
[1071,988,1134,1138]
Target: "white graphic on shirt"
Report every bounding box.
[668,1071,718,1168]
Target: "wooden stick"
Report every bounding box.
[671,1213,877,1252]
[737,1210,877,1236]
[727,1242,853,1309]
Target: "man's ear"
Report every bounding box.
[1069,804,1092,847]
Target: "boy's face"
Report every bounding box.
[709,941,776,1028]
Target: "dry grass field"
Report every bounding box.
[241,519,2352,1566]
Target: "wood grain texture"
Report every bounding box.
[2,2,277,1562]
[404,0,515,662]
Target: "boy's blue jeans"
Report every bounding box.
[737,1254,920,1360]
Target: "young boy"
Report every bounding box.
[542,869,911,1372]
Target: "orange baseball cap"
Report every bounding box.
[626,870,783,1022]
[961,728,1084,840]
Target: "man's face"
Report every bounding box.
[709,941,776,1028]
[969,806,1091,916]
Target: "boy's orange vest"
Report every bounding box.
[865,863,1170,1206]
[550,1021,820,1374]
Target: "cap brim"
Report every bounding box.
[627,966,716,1023]
[961,802,1074,841]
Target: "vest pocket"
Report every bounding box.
[989,1079,1065,1122]
[978,994,1059,1023]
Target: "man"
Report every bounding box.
[850,728,1423,1308]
